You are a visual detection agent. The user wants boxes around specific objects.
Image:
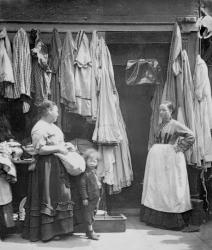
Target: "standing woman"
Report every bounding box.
[141,101,195,230]
[22,100,74,242]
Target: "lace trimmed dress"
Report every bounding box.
[141,119,195,229]
[22,120,74,242]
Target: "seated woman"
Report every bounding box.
[141,101,195,230]
[22,100,83,242]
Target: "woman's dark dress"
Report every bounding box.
[22,120,74,242]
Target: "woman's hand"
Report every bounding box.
[83,199,89,206]
[58,144,69,155]
[173,144,182,153]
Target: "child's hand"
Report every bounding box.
[83,199,88,206]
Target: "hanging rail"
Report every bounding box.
[0,19,175,32]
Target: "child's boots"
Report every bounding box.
[86,230,99,240]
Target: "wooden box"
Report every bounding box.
[93,214,127,233]
[74,213,127,233]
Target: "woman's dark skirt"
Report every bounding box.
[22,155,74,242]
[140,205,189,230]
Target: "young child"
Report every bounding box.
[79,148,101,240]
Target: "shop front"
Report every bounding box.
[0,0,204,224]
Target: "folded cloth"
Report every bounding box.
[55,151,85,176]
[0,142,16,183]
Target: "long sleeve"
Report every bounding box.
[175,121,195,152]
[79,173,88,200]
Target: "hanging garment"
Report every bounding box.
[0,27,14,93]
[0,27,12,61]
[49,29,62,127]
[125,59,161,86]
[31,33,51,106]
[93,38,122,144]
[148,81,164,150]
[181,50,197,165]
[90,31,100,121]
[193,55,212,165]
[74,30,92,117]
[112,95,133,193]
[60,31,76,110]
[5,28,32,113]
[97,145,115,186]
[162,23,182,117]
[0,40,14,85]
[95,38,133,191]
[97,104,133,192]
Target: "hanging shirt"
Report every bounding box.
[60,31,76,110]
[74,30,92,117]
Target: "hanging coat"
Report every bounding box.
[60,31,76,110]
[193,55,212,165]
[181,50,197,165]
[90,31,100,121]
[96,38,133,192]
[162,23,182,119]
[113,94,133,193]
[74,30,92,117]
[148,79,164,150]
[92,38,122,144]
[49,28,62,127]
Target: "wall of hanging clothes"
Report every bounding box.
[0,26,134,209]
[0,21,205,210]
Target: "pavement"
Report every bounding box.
[1,216,212,250]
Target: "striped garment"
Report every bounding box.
[5,28,31,113]
[0,28,14,86]
[31,39,51,106]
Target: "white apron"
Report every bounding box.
[141,144,191,213]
